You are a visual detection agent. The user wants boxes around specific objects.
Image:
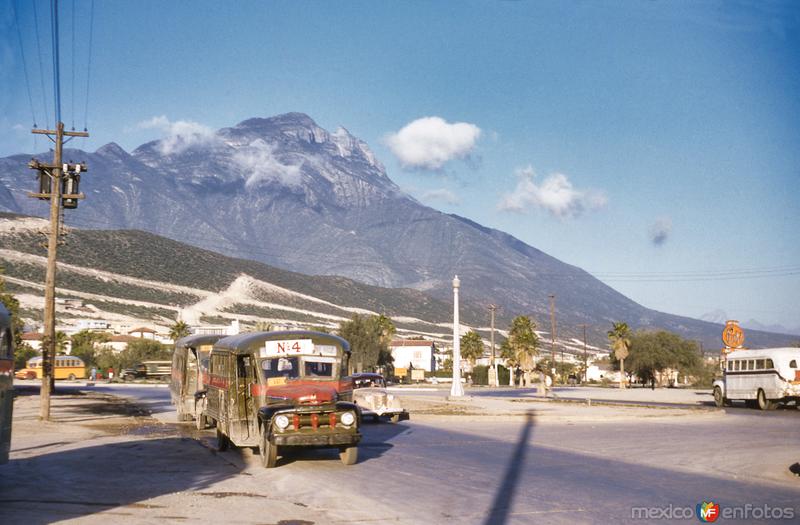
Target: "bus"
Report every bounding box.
[202,331,360,468]
[170,334,225,429]
[20,355,86,381]
[713,347,800,410]
[0,304,13,464]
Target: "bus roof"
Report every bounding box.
[726,347,800,359]
[212,330,351,355]
[175,334,227,349]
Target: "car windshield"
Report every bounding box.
[354,377,385,389]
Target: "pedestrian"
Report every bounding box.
[650,377,655,390]
[90,367,97,381]
[108,367,114,382]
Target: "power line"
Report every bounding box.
[11,0,38,128]
[70,0,75,130]
[32,0,51,128]
[50,0,62,125]
[83,0,95,131]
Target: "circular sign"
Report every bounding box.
[722,320,745,349]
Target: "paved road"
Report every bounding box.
[71,382,800,524]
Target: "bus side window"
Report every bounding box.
[755,359,765,370]
[765,359,773,369]
[726,360,733,371]
[733,360,739,371]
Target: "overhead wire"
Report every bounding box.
[11,0,38,129]
[83,0,95,132]
[32,0,51,129]
[70,0,75,130]
[50,0,62,125]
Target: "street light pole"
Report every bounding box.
[488,304,497,387]
[450,276,464,397]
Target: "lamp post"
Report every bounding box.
[450,275,464,397]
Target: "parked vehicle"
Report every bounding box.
[202,331,361,468]
[713,348,800,410]
[352,372,409,423]
[171,334,225,428]
[0,304,13,464]
[122,360,171,381]
[21,355,86,380]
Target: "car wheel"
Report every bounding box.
[757,389,777,411]
[215,426,229,452]
[339,445,358,466]
[259,430,278,468]
[390,414,401,423]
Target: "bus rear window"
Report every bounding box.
[790,360,797,369]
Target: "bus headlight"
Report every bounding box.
[274,415,290,430]
[340,412,356,426]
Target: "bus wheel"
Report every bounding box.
[713,387,726,408]
[68,373,76,381]
[259,430,278,468]
[757,389,777,411]
[339,445,358,466]
[215,426,229,452]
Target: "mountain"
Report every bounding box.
[1,113,797,349]
[0,213,481,343]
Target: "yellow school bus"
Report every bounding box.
[22,355,86,380]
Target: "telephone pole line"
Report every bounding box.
[581,324,588,383]
[27,0,89,420]
[29,126,87,421]
[488,304,497,387]
[548,294,556,387]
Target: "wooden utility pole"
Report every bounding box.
[488,304,497,387]
[548,294,556,386]
[581,324,588,383]
[28,124,88,420]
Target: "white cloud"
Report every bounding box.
[233,139,303,188]
[498,166,607,219]
[385,116,481,170]
[649,217,672,246]
[137,115,216,155]
[420,188,460,205]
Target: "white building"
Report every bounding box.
[192,319,240,337]
[389,339,437,372]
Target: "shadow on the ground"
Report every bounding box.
[272,419,411,467]
[0,437,242,524]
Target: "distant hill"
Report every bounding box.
[1,114,797,350]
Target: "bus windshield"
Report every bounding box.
[259,356,337,380]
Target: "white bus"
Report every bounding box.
[713,348,800,410]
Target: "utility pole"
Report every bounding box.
[27,0,89,420]
[548,294,556,387]
[581,324,588,383]
[450,276,464,397]
[488,304,497,387]
[29,129,87,421]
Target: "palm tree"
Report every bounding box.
[169,320,191,342]
[460,330,485,367]
[607,322,631,389]
[505,316,540,387]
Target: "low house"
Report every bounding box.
[128,327,158,340]
[106,335,139,353]
[389,339,437,372]
[192,319,240,336]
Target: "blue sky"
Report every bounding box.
[2,1,799,331]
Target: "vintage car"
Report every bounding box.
[201,331,361,468]
[14,368,36,380]
[170,334,225,429]
[352,372,409,423]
